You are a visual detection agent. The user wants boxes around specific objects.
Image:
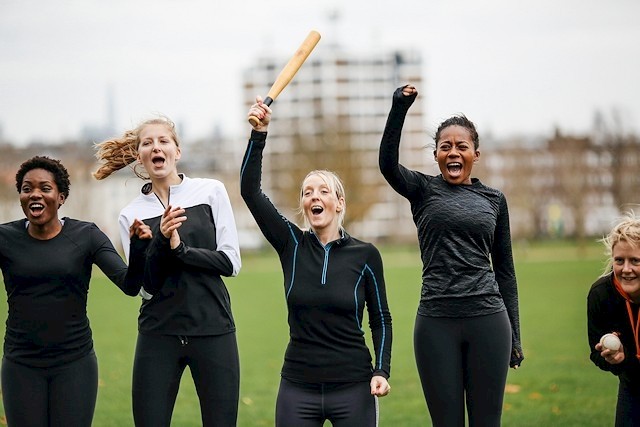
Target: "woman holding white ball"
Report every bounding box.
[587,212,640,426]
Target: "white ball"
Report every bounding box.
[600,333,621,352]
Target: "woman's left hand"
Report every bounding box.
[160,205,187,249]
[370,375,391,397]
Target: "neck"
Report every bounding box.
[313,227,341,246]
[151,173,182,207]
[28,218,62,240]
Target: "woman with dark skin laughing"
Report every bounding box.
[0,156,149,426]
[379,85,523,427]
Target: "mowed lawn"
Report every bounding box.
[0,240,620,426]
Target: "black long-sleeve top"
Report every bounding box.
[0,218,145,368]
[241,131,392,382]
[379,88,523,367]
[587,274,640,390]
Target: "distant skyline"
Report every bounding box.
[1,0,639,146]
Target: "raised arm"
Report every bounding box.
[240,97,301,253]
[379,85,423,198]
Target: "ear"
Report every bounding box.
[336,197,345,212]
[473,150,481,163]
[175,146,182,161]
[58,193,66,207]
[433,150,437,162]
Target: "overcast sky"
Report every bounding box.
[1,0,639,146]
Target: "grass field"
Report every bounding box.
[0,240,620,426]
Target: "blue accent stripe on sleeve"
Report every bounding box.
[285,222,299,299]
[240,140,254,179]
[353,272,365,331]
[364,264,386,370]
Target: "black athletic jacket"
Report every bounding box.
[241,131,392,383]
[587,274,640,389]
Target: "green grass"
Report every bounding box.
[0,241,619,426]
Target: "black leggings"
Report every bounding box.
[414,311,511,427]
[1,351,98,427]
[276,377,378,427]
[132,332,240,427]
[615,379,640,426]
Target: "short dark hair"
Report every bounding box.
[16,156,71,199]
[434,115,479,150]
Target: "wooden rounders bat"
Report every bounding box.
[248,30,321,127]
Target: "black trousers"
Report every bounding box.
[132,332,240,427]
[414,311,511,427]
[615,379,640,427]
[276,377,378,427]
[2,351,98,427]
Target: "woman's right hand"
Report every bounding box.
[248,96,272,132]
[595,341,626,365]
[130,218,152,240]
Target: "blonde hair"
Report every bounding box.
[600,210,640,276]
[298,170,346,230]
[93,116,180,180]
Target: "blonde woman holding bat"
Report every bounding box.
[94,117,242,427]
[241,97,392,427]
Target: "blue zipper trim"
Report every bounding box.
[321,242,333,285]
[311,231,335,285]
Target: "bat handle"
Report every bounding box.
[248,97,274,128]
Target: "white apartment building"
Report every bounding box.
[239,47,434,245]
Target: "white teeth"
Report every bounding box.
[30,203,44,209]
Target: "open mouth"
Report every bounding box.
[446,162,462,174]
[28,202,45,216]
[311,205,324,215]
[151,155,165,167]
